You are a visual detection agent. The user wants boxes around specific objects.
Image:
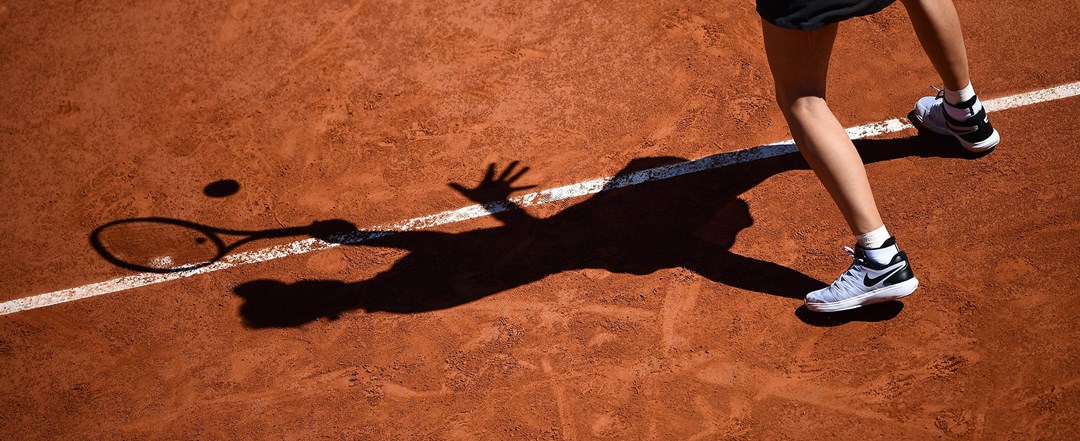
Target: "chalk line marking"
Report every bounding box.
[2,81,1079,316]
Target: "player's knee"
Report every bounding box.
[777,94,830,118]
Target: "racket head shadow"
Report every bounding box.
[90,217,227,273]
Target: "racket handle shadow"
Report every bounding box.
[306,220,391,245]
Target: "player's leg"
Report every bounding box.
[762,21,882,237]
[903,0,1000,151]
[762,20,918,312]
[902,0,969,90]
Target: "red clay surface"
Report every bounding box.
[2,0,1079,439]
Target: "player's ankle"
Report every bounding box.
[855,225,890,249]
[944,82,976,106]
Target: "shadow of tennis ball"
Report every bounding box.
[204,179,240,197]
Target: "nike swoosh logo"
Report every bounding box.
[863,263,907,287]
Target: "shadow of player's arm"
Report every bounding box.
[318,228,456,253]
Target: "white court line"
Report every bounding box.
[2,81,1079,316]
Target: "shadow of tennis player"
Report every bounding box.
[233,129,987,328]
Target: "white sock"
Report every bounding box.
[944,82,983,120]
[856,225,890,249]
[857,225,899,265]
[944,82,976,105]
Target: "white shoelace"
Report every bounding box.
[824,247,865,301]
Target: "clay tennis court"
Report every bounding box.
[2,0,1079,438]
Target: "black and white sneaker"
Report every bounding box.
[805,238,919,313]
[913,89,1000,152]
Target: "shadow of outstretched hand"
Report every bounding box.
[449,161,537,203]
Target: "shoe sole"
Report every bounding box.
[913,107,1000,153]
[805,278,919,313]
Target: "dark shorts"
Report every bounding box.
[757,0,897,31]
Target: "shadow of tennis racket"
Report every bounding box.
[90,217,357,273]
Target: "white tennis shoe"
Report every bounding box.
[805,239,919,313]
[913,89,1000,152]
